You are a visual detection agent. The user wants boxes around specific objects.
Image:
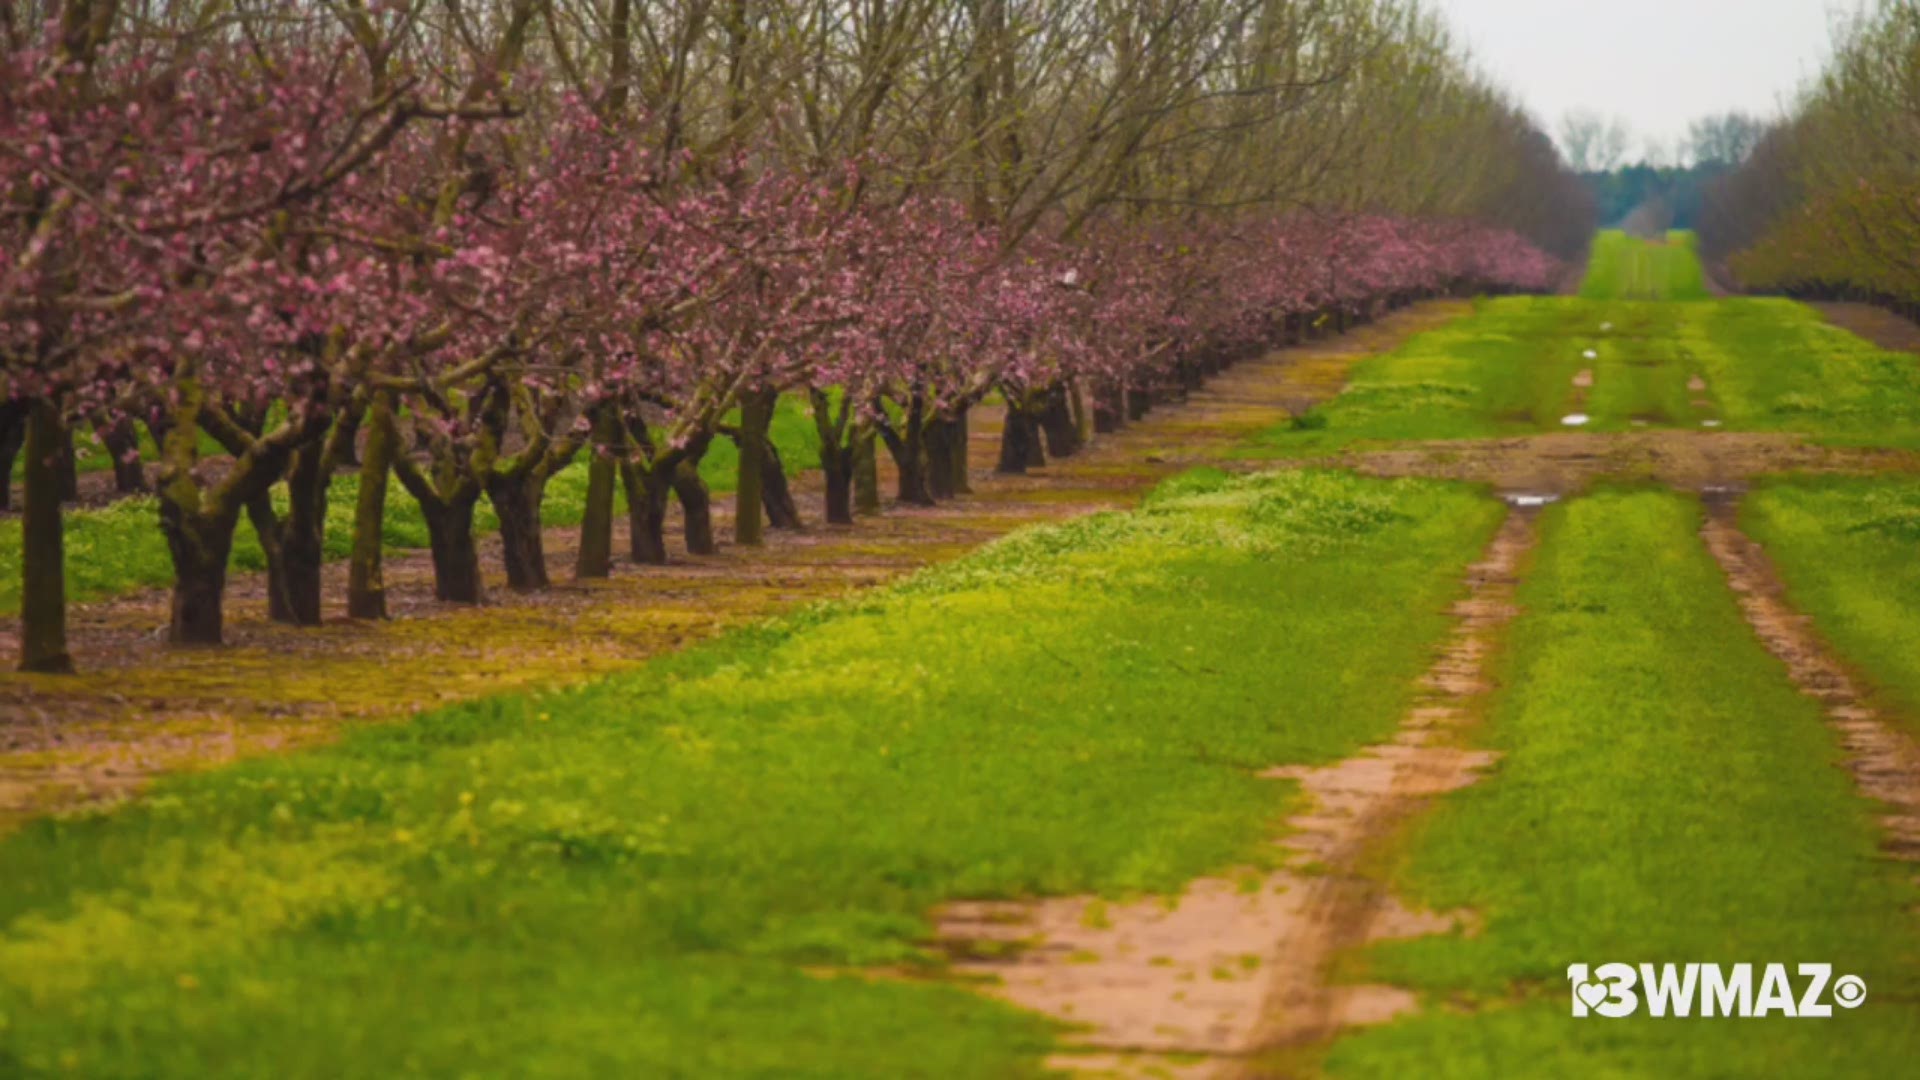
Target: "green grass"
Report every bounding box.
[1245,265,1920,456]
[1744,477,1920,738]
[1685,300,1920,447]
[1322,489,1920,1078]
[1243,297,1711,456]
[1579,230,1711,301]
[0,395,820,615]
[0,469,1501,1078]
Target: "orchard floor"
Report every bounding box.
[0,302,1467,827]
[7,233,1920,1078]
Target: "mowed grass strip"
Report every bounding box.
[1243,297,1602,455]
[1744,477,1920,737]
[0,470,1501,1078]
[0,395,821,616]
[1684,299,1920,448]
[1323,489,1920,1078]
[1578,230,1711,301]
[1582,303,1699,427]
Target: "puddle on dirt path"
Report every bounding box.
[933,510,1537,1078]
[1700,502,1920,866]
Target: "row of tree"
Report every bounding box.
[2,1,1590,674]
[1698,2,1920,305]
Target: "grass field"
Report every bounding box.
[1744,477,1920,737]
[1246,231,1920,457]
[1323,490,1920,1077]
[0,396,819,615]
[1578,230,1711,301]
[0,469,1502,1078]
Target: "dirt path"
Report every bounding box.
[1700,498,1920,865]
[934,510,1535,1078]
[1815,302,1920,355]
[1328,430,1917,496]
[0,304,1470,827]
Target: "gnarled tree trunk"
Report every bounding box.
[761,441,801,530]
[93,414,147,494]
[621,463,673,566]
[488,469,550,590]
[420,494,484,604]
[160,499,241,647]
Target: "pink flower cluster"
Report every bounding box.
[2,31,1561,438]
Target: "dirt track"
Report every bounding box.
[935,511,1534,1078]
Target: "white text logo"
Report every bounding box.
[1568,963,1866,1018]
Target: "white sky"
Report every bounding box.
[1429,0,1862,161]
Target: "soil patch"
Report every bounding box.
[932,511,1535,1077]
[1815,302,1920,355]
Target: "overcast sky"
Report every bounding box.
[1430,0,1861,161]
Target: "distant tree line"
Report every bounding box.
[1561,110,1767,232]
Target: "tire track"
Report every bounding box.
[934,509,1536,1078]
[1700,497,1920,865]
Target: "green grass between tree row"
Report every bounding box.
[1578,230,1711,301]
[0,469,1502,1077]
[1244,236,1920,457]
[1743,477,1920,741]
[1322,489,1920,1078]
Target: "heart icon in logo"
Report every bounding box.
[1576,981,1609,1011]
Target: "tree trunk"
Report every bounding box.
[160,500,239,647]
[244,489,295,625]
[949,405,972,494]
[1094,381,1124,434]
[621,464,672,565]
[761,441,802,529]
[57,424,78,503]
[734,389,774,546]
[489,470,550,590]
[332,404,364,469]
[822,440,854,525]
[94,414,147,494]
[0,400,25,513]
[280,446,329,626]
[576,405,620,581]
[926,418,957,501]
[884,407,935,506]
[673,460,717,555]
[997,398,1046,475]
[422,496,484,604]
[853,427,880,516]
[1039,383,1082,458]
[1126,385,1151,421]
[18,401,73,672]
[348,393,396,620]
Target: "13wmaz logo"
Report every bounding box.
[1568,964,1867,1018]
